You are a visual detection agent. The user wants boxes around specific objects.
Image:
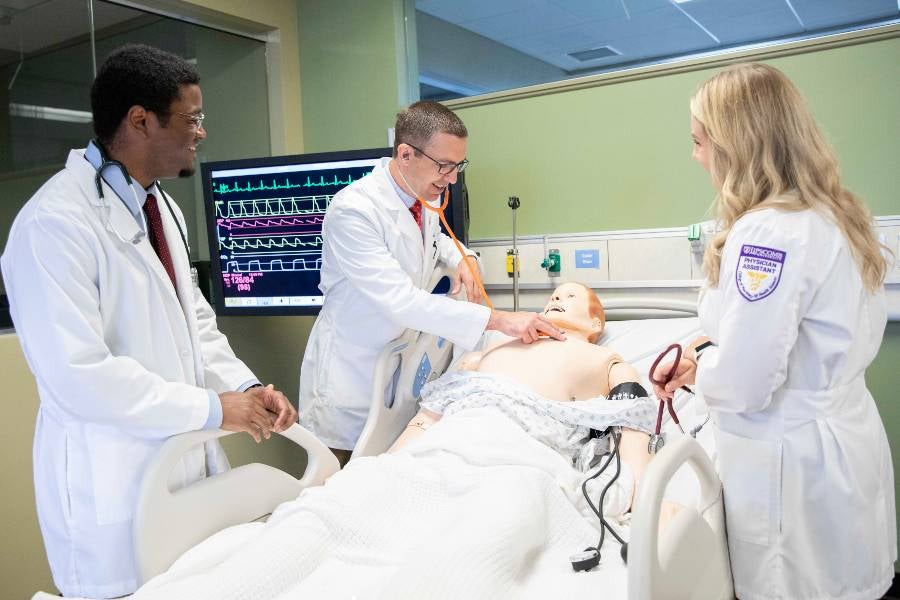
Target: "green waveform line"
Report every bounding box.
[214,171,371,195]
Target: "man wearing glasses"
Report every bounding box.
[300,100,564,465]
[2,44,296,597]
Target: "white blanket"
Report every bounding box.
[121,407,627,599]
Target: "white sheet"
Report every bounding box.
[116,407,627,600]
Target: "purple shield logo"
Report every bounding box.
[735,244,786,302]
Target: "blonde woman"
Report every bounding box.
[652,63,895,599]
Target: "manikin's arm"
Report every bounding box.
[606,360,683,527]
[388,409,441,453]
[605,359,650,509]
[456,351,484,371]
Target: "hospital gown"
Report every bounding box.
[419,370,656,464]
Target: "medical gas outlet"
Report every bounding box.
[506,249,520,277]
[540,249,561,276]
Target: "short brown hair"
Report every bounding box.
[393,100,467,156]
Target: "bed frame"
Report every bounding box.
[133,424,340,585]
[128,295,734,599]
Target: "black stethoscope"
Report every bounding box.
[92,141,197,286]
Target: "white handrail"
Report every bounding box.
[628,435,732,600]
[134,424,339,584]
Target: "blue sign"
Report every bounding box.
[575,249,600,269]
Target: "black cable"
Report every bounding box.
[575,430,627,560]
[595,431,626,547]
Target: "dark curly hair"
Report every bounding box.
[91,44,199,145]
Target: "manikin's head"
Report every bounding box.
[392,100,468,201]
[542,282,605,343]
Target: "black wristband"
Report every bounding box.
[694,340,714,359]
[608,381,649,401]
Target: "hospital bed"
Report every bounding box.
[33,297,733,600]
[351,299,734,600]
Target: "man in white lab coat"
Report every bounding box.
[1,45,296,598]
[300,101,564,463]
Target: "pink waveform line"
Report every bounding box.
[229,231,320,238]
[218,217,324,230]
[225,212,326,220]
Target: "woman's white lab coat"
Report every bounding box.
[299,158,490,450]
[1,150,256,598]
[696,205,896,600]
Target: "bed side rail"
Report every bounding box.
[352,328,454,458]
[628,435,733,600]
[353,265,459,458]
[134,423,339,585]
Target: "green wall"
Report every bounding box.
[868,322,900,573]
[455,36,900,239]
[298,0,403,153]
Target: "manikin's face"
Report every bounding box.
[542,282,603,339]
[149,83,207,179]
[395,132,466,201]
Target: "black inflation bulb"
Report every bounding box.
[570,547,601,572]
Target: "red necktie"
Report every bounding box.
[143,194,178,291]
[409,201,422,230]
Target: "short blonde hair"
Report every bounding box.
[691,62,888,291]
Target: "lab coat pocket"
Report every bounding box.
[85,424,156,524]
[716,428,782,546]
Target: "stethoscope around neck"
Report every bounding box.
[394,159,493,309]
[92,141,197,287]
[92,142,191,261]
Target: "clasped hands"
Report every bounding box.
[219,384,298,443]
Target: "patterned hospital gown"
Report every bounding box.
[419,370,655,464]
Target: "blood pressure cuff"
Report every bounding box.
[608,381,649,401]
[588,381,651,440]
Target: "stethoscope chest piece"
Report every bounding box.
[648,433,665,455]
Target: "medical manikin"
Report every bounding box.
[392,282,653,508]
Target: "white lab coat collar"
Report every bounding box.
[371,158,426,259]
[67,150,181,307]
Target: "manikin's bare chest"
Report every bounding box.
[475,339,618,401]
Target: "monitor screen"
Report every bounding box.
[201,148,391,316]
[201,148,469,316]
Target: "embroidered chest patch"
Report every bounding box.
[735,244,786,302]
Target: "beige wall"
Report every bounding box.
[166,0,305,155]
[2,335,54,597]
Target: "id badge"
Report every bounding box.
[190,266,199,287]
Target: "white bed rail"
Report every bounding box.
[601,297,698,316]
[353,265,458,458]
[352,328,455,458]
[628,435,733,600]
[134,424,339,585]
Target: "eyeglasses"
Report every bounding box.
[174,111,206,129]
[407,144,469,175]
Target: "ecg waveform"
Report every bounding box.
[219,236,324,251]
[218,216,324,231]
[213,172,370,195]
[216,195,328,218]
[211,164,375,297]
